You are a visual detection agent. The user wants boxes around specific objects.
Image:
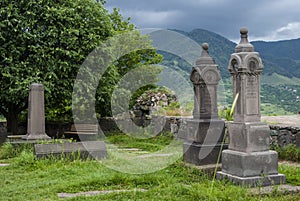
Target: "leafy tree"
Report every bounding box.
[0,0,162,134]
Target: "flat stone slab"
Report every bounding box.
[216,171,286,187]
[34,141,107,160]
[136,153,173,158]
[262,115,300,127]
[58,189,147,198]
[250,184,300,195]
[279,160,300,167]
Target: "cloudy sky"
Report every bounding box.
[106,0,300,42]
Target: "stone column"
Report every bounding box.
[181,43,226,165]
[216,28,285,187]
[23,83,51,140]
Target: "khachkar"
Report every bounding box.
[23,83,51,140]
[182,43,226,165]
[216,28,286,186]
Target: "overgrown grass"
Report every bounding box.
[106,132,174,152]
[271,144,300,162]
[0,134,300,200]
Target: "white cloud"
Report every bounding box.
[274,22,300,39]
[248,22,300,42]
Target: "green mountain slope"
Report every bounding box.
[158,29,300,115]
[253,39,300,78]
[160,29,300,80]
[168,29,236,78]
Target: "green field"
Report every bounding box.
[0,133,299,201]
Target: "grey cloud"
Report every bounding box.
[106,0,300,41]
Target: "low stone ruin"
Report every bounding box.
[131,89,177,118]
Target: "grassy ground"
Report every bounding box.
[0,133,300,201]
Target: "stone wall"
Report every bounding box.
[269,125,300,148]
[0,118,299,148]
[168,118,300,148]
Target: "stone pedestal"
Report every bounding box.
[217,148,286,187]
[23,83,51,140]
[216,28,285,187]
[182,119,226,165]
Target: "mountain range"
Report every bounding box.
[158,29,300,115]
[161,28,300,81]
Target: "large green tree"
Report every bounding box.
[0,0,162,134]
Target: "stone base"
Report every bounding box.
[183,142,228,165]
[178,119,225,144]
[22,134,51,140]
[216,171,286,187]
[221,150,279,177]
[228,122,270,153]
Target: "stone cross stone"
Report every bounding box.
[180,43,226,166]
[23,83,51,140]
[216,28,285,187]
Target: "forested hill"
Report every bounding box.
[161,29,300,79]
[252,39,300,78]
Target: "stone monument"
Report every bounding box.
[23,83,51,140]
[216,28,286,186]
[181,43,226,165]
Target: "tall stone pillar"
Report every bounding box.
[216,28,285,186]
[181,43,226,165]
[23,83,51,140]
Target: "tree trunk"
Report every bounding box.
[6,104,20,135]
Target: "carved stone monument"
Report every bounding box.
[216,28,286,186]
[181,43,226,165]
[23,83,51,140]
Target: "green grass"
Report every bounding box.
[261,103,294,116]
[0,134,300,201]
[106,132,174,152]
[271,144,300,162]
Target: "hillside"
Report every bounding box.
[160,29,235,78]
[160,29,300,80]
[158,29,300,115]
[253,39,300,78]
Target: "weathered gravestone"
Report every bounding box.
[180,43,226,165]
[23,83,51,140]
[34,141,107,160]
[216,28,286,187]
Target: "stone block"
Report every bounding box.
[221,149,278,177]
[183,142,227,165]
[216,171,286,187]
[228,122,270,153]
[34,141,107,160]
[180,119,225,144]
